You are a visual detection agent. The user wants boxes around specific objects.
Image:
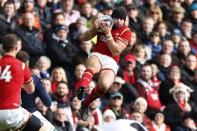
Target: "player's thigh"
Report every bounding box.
[98,69,116,89]
[86,55,101,73]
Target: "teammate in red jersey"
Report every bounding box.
[77,7,132,120]
[0,34,54,131]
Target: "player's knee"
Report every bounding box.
[23,115,43,131]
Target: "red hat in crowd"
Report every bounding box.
[124,54,136,63]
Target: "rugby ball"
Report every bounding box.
[97,15,114,32]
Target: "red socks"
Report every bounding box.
[77,69,94,89]
[82,86,104,106]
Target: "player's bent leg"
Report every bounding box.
[22,115,43,131]
[98,69,116,92]
[23,114,57,131]
[77,54,101,100]
[33,111,56,131]
[80,70,115,121]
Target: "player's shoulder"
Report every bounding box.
[0,55,21,65]
[121,26,131,32]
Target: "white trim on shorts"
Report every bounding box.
[89,52,119,74]
[0,107,30,131]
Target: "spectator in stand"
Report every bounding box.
[42,78,52,96]
[130,97,152,128]
[133,44,151,72]
[130,111,144,124]
[52,107,72,131]
[61,0,80,27]
[175,116,197,131]
[138,17,155,43]
[181,54,197,85]
[0,0,19,42]
[18,0,41,31]
[190,31,197,52]
[135,63,163,118]
[103,91,130,120]
[45,24,78,71]
[171,28,183,51]
[36,55,51,79]
[101,2,114,16]
[95,0,112,12]
[16,12,45,66]
[64,96,81,131]
[51,66,67,94]
[116,0,133,8]
[156,21,171,42]
[34,0,52,31]
[180,19,193,40]
[157,53,172,81]
[145,30,162,58]
[159,65,182,106]
[52,81,70,108]
[150,62,160,88]
[35,98,54,122]
[139,0,158,18]
[80,2,94,26]
[181,0,195,15]
[153,39,179,65]
[69,17,88,47]
[102,109,116,123]
[88,99,103,126]
[126,4,141,32]
[85,80,97,95]
[103,76,125,99]
[167,5,185,31]
[176,39,195,66]
[71,64,86,94]
[147,5,163,25]
[163,83,197,130]
[121,54,137,85]
[44,11,66,43]
[150,112,171,131]
[76,115,96,131]
[188,3,197,33]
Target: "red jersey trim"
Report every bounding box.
[120,28,130,36]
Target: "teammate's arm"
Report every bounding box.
[23,63,35,94]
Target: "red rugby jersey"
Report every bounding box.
[0,55,32,109]
[94,26,131,62]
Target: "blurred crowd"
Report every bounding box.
[0,0,197,130]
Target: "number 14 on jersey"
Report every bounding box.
[0,65,12,82]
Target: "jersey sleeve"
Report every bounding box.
[117,28,131,45]
[24,64,32,84]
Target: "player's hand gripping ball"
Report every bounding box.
[97,15,114,32]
